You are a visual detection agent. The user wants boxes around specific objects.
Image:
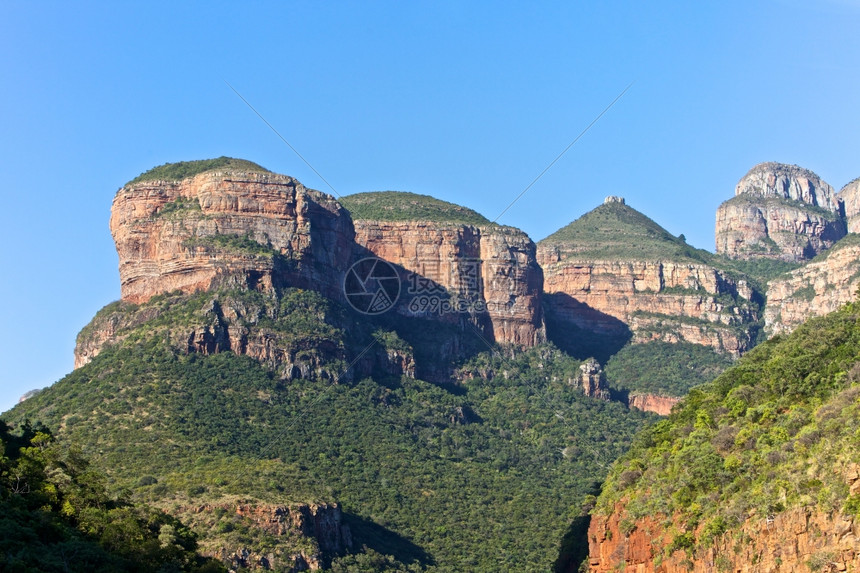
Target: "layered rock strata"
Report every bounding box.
[537,252,759,356]
[715,162,846,261]
[353,220,546,346]
[765,238,860,335]
[110,170,354,304]
[627,394,680,416]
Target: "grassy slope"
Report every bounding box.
[4,288,653,572]
[127,157,271,186]
[539,202,709,262]
[594,300,860,553]
[341,191,492,226]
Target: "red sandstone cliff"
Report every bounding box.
[110,170,354,304]
[353,220,546,347]
[537,252,758,356]
[588,504,860,573]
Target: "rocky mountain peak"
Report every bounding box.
[716,161,847,261]
[735,161,840,211]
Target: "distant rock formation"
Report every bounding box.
[838,177,860,233]
[576,358,610,400]
[538,202,761,356]
[18,388,42,403]
[765,238,860,335]
[715,162,846,261]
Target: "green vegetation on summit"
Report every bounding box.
[540,202,709,262]
[6,287,653,572]
[595,299,860,552]
[342,191,492,226]
[127,157,271,186]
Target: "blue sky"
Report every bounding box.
[2,1,859,412]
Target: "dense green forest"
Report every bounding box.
[594,299,860,557]
[5,288,654,572]
[0,421,223,572]
[605,341,735,397]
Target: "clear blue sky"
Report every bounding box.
[2,1,859,412]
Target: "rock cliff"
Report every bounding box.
[178,501,352,571]
[764,235,860,335]
[347,191,546,347]
[715,162,846,261]
[538,201,761,356]
[838,177,860,233]
[587,505,860,573]
[110,168,354,304]
[626,393,679,416]
[74,289,415,383]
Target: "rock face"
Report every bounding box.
[353,220,546,347]
[587,505,860,573]
[627,393,679,416]
[838,177,860,233]
[110,170,354,304]
[715,162,846,261]
[186,501,352,571]
[537,254,759,356]
[74,291,415,383]
[577,358,610,400]
[765,239,860,335]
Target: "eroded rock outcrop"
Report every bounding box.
[627,393,680,416]
[110,170,354,304]
[764,237,860,335]
[587,505,860,573]
[715,162,846,261]
[181,501,352,571]
[353,220,546,347]
[577,358,610,400]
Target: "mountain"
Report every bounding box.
[4,159,655,572]
[715,162,846,262]
[535,196,761,410]
[583,300,860,572]
[345,191,545,349]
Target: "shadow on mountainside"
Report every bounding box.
[344,512,435,568]
[543,292,632,363]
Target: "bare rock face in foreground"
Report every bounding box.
[110,170,354,304]
[587,505,860,573]
[715,162,846,261]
